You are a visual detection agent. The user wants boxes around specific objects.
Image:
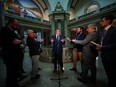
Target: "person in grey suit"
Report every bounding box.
[96,14,116,87]
[72,23,99,83]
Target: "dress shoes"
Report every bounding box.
[38,67,42,70]
[77,77,87,83]
[31,74,40,80]
[18,74,28,82]
[80,72,82,76]
[69,67,77,72]
[61,69,64,73]
[53,70,57,73]
[20,69,26,74]
[21,70,26,74]
[87,77,96,83]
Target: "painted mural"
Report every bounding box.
[5,0,42,18]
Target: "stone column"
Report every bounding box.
[64,13,70,46]
[40,29,44,47]
[57,20,62,31]
[49,14,55,35]
[0,0,5,30]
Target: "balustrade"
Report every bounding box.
[40,47,73,63]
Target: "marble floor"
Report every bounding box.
[0,50,108,87]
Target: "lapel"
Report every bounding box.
[55,35,57,40]
[55,35,61,40]
[103,26,112,40]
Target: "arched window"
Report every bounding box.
[85,1,100,14]
[43,10,49,21]
[87,5,98,13]
[69,8,74,20]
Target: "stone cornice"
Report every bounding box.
[68,3,116,29]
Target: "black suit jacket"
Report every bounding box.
[26,36,41,57]
[51,35,65,56]
[0,26,22,63]
[74,33,86,50]
[101,26,116,58]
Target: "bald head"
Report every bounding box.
[27,29,34,34]
[27,29,36,38]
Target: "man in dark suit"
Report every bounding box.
[0,19,25,87]
[96,14,116,87]
[51,29,65,73]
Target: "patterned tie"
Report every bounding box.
[102,30,107,40]
[101,30,107,45]
[57,35,59,47]
[57,35,59,41]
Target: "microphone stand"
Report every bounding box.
[50,52,68,87]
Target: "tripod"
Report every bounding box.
[50,54,68,87]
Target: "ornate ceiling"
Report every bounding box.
[32,0,79,13]
[32,0,51,14]
[5,0,79,19]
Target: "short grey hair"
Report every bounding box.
[88,23,97,29]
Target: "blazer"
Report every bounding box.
[26,36,41,57]
[0,26,23,63]
[101,26,116,58]
[75,31,99,57]
[51,35,65,55]
[0,26,22,55]
[74,33,86,50]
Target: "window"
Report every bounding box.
[87,5,98,13]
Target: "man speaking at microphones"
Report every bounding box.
[51,29,65,73]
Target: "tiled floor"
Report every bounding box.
[0,50,108,87]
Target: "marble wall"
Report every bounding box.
[40,47,73,63]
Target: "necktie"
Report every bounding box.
[56,35,59,47]
[57,35,59,41]
[56,36,59,54]
[101,30,107,45]
[102,30,107,40]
